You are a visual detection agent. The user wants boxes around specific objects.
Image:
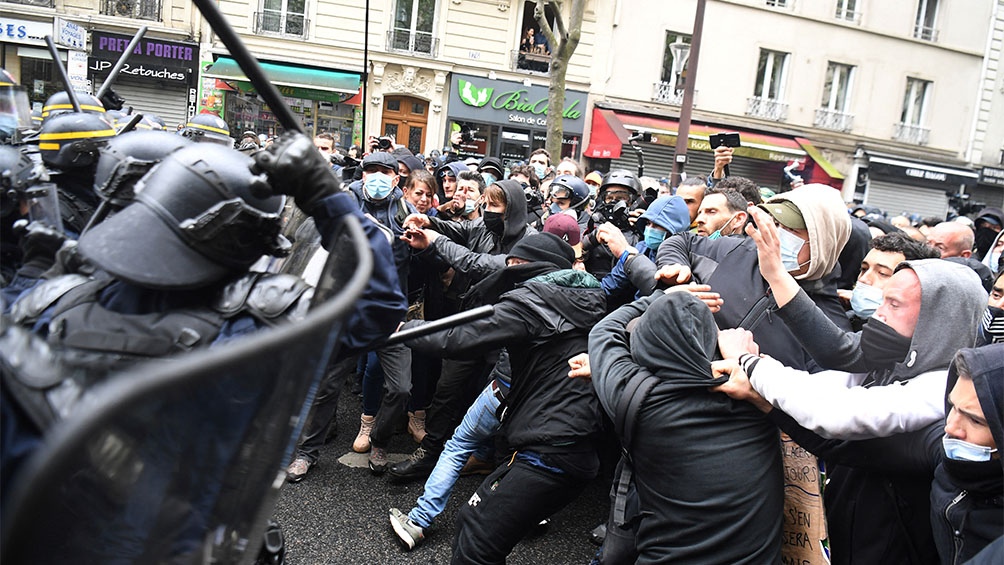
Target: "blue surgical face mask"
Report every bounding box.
[464,198,477,215]
[482,172,497,185]
[943,434,998,462]
[365,172,393,200]
[588,184,598,199]
[850,282,884,318]
[777,227,808,272]
[707,215,739,241]
[532,163,547,179]
[644,226,667,249]
[549,202,563,215]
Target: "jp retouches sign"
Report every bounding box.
[89,31,197,82]
[449,73,587,134]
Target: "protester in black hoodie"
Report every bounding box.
[402,232,607,563]
[590,291,783,565]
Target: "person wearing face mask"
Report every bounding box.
[529,147,552,183]
[452,170,484,221]
[715,344,1003,565]
[477,157,504,188]
[840,232,941,330]
[981,229,1004,273]
[977,272,1004,346]
[694,188,748,240]
[546,174,591,229]
[655,184,854,370]
[973,208,1004,261]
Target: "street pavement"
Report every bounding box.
[272,379,611,564]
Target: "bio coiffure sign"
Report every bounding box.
[448,73,587,134]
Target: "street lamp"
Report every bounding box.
[670,0,707,188]
[668,37,690,92]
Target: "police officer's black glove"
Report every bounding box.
[17,220,67,271]
[251,132,340,212]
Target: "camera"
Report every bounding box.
[377,136,393,150]
[590,200,631,231]
[709,132,741,149]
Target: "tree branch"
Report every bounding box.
[534,0,559,50]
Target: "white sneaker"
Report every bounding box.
[389,507,425,550]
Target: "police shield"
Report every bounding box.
[1,215,372,565]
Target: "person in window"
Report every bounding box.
[520,27,536,53]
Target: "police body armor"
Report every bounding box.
[3,271,311,432]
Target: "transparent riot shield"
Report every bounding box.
[0,214,372,565]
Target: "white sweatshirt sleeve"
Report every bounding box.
[748,356,946,440]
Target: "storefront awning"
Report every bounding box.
[584,108,630,159]
[795,137,845,188]
[203,57,360,102]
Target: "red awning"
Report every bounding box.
[795,137,845,189]
[342,87,362,106]
[584,108,630,159]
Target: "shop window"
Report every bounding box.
[894,77,931,145]
[835,0,862,23]
[20,58,61,111]
[101,0,161,21]
[913,0,939,41]
[514,1,556,73]
[255,0,309,39]
[653,32,691,105]
[746,49,789,121]
[383,95,428,154]
[388,0,438,56]
[815,62,855,132]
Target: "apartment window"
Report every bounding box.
[101,0,161,20]
[257,0,307,38]
[901,77,930,126]
[515,0,557,73]
[821,62,854,112]
[914,0,938,41]
[755,49,789,101]
[389,0,437,55]
[835,0,861,22]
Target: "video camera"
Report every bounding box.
[590,200,631,231]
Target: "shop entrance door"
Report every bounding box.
[381,95,428,154]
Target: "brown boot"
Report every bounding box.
[353,414,375,453]
[407,410,426,443]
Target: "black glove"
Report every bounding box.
[251,133,340,212]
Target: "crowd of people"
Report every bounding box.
[1,73,1002,564]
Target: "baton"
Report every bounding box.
[44,36,80,113]
[96,26,147,100]
[191,0,303,133]
[384,305,495,346]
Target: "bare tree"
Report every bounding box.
[533,0,584,162]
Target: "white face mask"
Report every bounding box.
[850,282,883,318]
[943,434,998,462]
[777,227,809,272]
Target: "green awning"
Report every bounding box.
[203,57,360,100]
[796,137,845,180]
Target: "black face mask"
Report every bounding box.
[860,318,913,370]
[979,306,1004,345]
[483,211,505,237]
[975,227,999,258]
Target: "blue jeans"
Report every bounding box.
[409,381,501,529]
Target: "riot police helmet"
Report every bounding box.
[40,91,106,121]
[78,143,289,290]
[38,112,116,170]
[92,130,192,207]
[0,145,42,218]
[179,113,234,147]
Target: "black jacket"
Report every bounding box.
[655,232,851,370]
[403,267,606,450]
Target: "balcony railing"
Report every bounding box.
[913,24,938,41]
[746,96,788,122]
[387,29,438,57]
[512,49,550,74]
[101,0,161,20]
[893,122,930,145]
[254,11,309,39]
[3,0,54,7]
[651,82,699,106]
[834,7,862,23]
[814,108,854,132]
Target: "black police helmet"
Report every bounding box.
[41,91,106,121]
[600,169,642,196]
[78,144,288,290]
[179,113,233,147]
[0,146,42,218]
[38,112,116,170]
[549,174,590,209]
[93,130,193,206]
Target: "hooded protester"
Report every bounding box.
[981,229,1004,273]
[974,207,1004,261]
[400,232,607,563]
[656,183,853,370]
[736,345,1004,565]
[432,161,468,219]
[590,291,783,565]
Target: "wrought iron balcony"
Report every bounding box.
[254,11,309,39]
[3,0,54,7]
[913,24,938,41]
[651,82,699,106]
[512,49,550,74]
[101,0,161,20]
[745,96,788,122]
[387,29,438,57]
[893,122,930,145]
[814,108,854,132]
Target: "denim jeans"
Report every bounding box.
[409,381,500,529]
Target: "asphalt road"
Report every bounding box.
[272,380,611,564]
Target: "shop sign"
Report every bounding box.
[979,166,1004,187]
[0,18,51,46]
[66,50,90,93]
[448,73,587,134]
[868,157,977,189]
[89,31,197,83]
[55,17,86,50]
